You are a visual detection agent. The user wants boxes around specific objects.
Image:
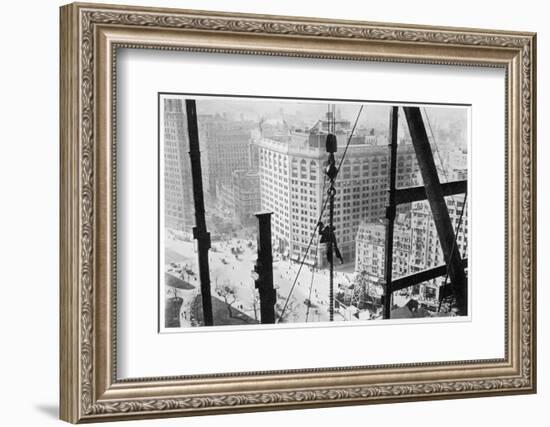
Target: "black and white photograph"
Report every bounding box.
[50,2,537,423]
[159,95,469,330]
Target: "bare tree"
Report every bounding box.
[250,289,260,322]
[276,294,300,323]
[216,282,238,318]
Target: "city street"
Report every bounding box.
[164,232,365,327]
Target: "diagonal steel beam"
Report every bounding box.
[403,107,468,315]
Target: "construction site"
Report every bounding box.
[161,97,469,329]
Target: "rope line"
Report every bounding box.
[277,105,364,322]
[305,174,327,323]
[305,234,320,323]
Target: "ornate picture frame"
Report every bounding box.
[60,2,536,423]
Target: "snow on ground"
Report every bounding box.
[164,232,448,328]
[164,232,363,327]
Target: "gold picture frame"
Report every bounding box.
[60,2,537,423]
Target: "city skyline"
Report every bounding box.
[169,95,468,149]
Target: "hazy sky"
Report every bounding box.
[191,96,468,134]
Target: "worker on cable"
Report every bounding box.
[318,221,343,265]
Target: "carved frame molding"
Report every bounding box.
[60,2,536,423]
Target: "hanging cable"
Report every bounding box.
[277,105,364,322]
[305,174,327,323]
[305,234,320,323]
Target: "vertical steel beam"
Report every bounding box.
[383,106,399,319]
[403,106,468,315]
[185,99,214,326]
[328,185,335,322]
[254,212,276,324]
[325,134,338,322]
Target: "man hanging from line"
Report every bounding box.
[318,221,343,265]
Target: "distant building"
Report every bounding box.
[217,170,261,225]
[447,147,468,170]
[200,117,256,196]
[410,196,468,273]
[163,99,194,232]
[355,218,413,279]
[448,166,468,181]
[380,194,468,303]
[248,137,260,172]
[233,170,261,224]
[354,187,468,305]
[355,221,386,277]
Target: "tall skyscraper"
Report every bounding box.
[256,112,419,266]
[163,99,195,233]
